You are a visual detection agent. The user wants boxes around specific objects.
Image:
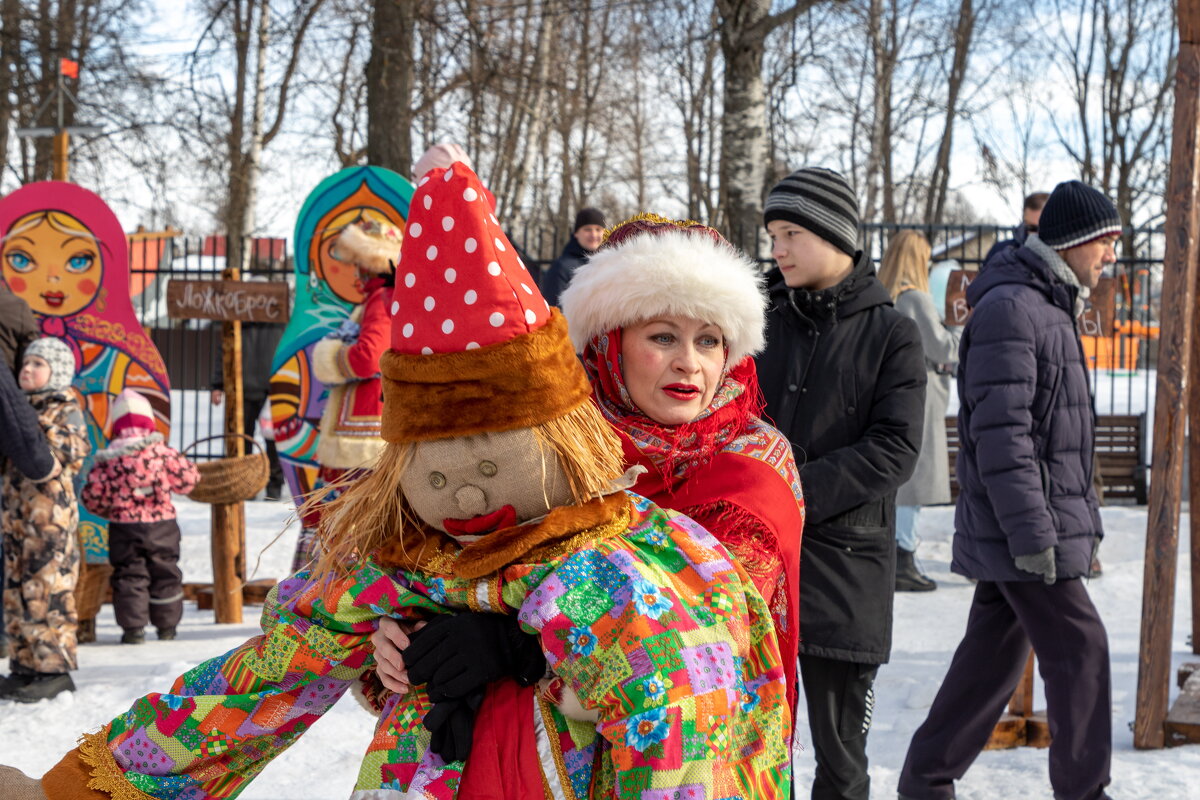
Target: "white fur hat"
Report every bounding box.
[329,218,403,275]
[559,218,766,366]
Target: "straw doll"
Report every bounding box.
[0,163,790,800]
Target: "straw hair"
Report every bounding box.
[877,229,932,300]
[307,400,624,580]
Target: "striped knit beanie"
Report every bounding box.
[764,167,860,256]
[1037,180,1122,250]
[111,388,156,437]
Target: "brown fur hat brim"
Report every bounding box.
[380,309,593,442]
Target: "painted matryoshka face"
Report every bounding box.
[317,228,366,305]
[399,428,575,541]
[2,217,101,316]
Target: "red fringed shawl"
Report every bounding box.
[582,329,805,701]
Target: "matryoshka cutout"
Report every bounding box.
[269,166,413,502]
[0,181,171,563]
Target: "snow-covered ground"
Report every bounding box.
[3,499,1199,797]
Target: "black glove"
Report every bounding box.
[424,688,484,763]
[404,612,545,700]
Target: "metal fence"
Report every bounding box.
[132,225,1164,480]
[128,236,293,460]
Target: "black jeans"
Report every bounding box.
[798,653,878,800]
[899,578,1111,800]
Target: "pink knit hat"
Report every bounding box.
[111,388,156,437]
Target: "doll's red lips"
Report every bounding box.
[443,504,518,537]
[41,291,65,307]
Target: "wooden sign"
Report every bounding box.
[1079,277,1116,337]
[167,279,290,323]
[945,269,975,325]
[944,270,1115,336]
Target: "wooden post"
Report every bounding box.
[211,260,245,624]
[52,130,69,181]
[1193,259,1200,658]
[1135,0,1200,749]
[1008,653,1035,717]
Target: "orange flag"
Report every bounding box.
[60,59,78,79]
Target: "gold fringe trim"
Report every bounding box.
[602,211,707,244]
[77,727,158,800]
[522,501,631,565]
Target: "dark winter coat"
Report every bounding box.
[541,237,592,308]
[0,363,54,481]
[952,244,1102,583]
[983,223,1031,267]
[0,283,39,370]
[756,251,926,664]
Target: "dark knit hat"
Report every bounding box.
[764,167,860,256]
[1038,180,1122,250]
[573,207,606,232]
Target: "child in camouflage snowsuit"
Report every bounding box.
[0,336,90,703]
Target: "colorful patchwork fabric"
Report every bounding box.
[95,492,790,799]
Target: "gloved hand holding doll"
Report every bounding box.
[0,161,791,800]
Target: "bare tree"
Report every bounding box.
[180,0,326,260]
[924,0,978,225]
[714,0,836,246]
[1045,0,1175,228]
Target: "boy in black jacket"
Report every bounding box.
[756,167,926,800]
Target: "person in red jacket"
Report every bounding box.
[292,217,399,570]
[81,389,199,644]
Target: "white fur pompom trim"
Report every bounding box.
[559,229,766,366]
[331,223,400,275]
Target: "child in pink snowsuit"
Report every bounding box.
[81,390,199,644]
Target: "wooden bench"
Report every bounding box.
[946,413,1146,504]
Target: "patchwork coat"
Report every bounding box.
[44,492,791,800]
[1,390,90,673]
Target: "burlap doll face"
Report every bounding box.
[399,428,575,540]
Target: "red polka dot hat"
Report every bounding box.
[379,162,592,443]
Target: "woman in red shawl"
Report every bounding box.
[560,214,804,693]
[370,215,804,794]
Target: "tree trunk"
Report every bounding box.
[0,0,21,174]
[240,0,270,268]
[924,0,975,225]
[716,0,770,248]
[223,0,252,269]
[367,0,414,175]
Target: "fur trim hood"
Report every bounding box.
[331,222,402,275]
[560,228,766,366]
[94,431,165,461]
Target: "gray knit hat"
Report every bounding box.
[1038,180,1122,250]
[23,336,76,393]
[764,167,860,256]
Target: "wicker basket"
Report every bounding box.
[75,561,113,622]
[183,434,270,505]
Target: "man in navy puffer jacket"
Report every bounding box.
[898,181,1116,800]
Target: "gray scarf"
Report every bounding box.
[1025,233,1088,318]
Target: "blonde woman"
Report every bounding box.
[878,230,960,591]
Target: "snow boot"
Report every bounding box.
[7,672,74,703]
[157,626,177,641]
[121,627,146,645]
[0,672,33,698]
[896,546,937,592]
